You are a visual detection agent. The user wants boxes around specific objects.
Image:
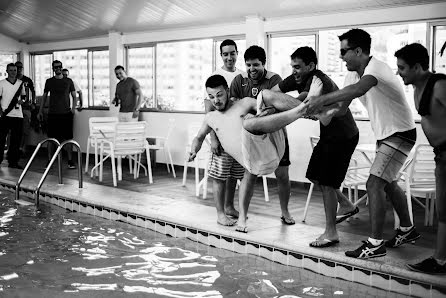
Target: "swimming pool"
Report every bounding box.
[0,189,398,297]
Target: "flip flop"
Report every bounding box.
[235,226,248,233]
[336,207,359,224]
[281,216,296,225]
[309,239,340,248]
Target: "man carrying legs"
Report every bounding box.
[395,43,446,274]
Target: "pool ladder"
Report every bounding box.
[15,138,83,207]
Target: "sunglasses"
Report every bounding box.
[53,65,62,69]
[340,47,356,56]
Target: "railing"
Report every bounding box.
[14,139,83,207]
[34,140,83,207]
[15,138,61,201]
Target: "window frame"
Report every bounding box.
[30,46,109,109]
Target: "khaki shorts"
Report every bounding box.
[370,135,415,183]
[208,152,245,181]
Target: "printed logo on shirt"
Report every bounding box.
[251,88,259,97]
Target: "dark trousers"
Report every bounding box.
[0,116,23,165]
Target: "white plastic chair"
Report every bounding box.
[85,117,118,176]
[398,143,436,226]
[146,118,176,178]
[182,123,211,199]
[302,136,366,222]
[90,121,152,186]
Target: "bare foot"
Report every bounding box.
[225,208,239,219]
[235,225,248,233]
[217,215,237,226]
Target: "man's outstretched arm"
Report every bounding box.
[189,119,213,161]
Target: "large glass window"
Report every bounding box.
[0,53,17,80]
[319,23,427,118]
[90,50,110,107]
[269,34,317,79]
[53,49,88,106]
[214,39,247,73]
[156,39,212,111]
[32,54,52,96]
[127,46,155,109]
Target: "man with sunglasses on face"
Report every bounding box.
[305,28,419,259]
[230,45,294,230]
[38,60,77,169]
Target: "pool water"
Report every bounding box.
[0,190,394,297]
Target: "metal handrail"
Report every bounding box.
[34,140,83,207]
[15,138,61,201]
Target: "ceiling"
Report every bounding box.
[0,0,443,44]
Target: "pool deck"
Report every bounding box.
[1,167,445,297]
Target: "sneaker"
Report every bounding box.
[68,161,76,169]
[407,257,446,275]
[345,240,386,259]
[385,227,421,248]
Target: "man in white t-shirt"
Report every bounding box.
[0,63,26,168]
[62,69,83,109]
[202,39,246,226]
[306,29,419,259]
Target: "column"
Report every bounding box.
[245,15,266,48]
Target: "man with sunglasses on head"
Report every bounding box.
[38,60,77,169]
[230,45,294,231]
[15,61,36,157]
[305,28,419,259]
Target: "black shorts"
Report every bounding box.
[47,112,74,141]
[279,133,291,167]
[306,133,359,188]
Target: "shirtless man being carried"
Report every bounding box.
[189,74,332,232]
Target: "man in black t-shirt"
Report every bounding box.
[38,60,77,169]
[257,47,360,248]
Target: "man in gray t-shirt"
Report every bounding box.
[112,65,143,122]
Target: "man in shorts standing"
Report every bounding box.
[204,39,246,225]
[395,43,446,274]
[260,46,359,247]
[306,29,420,258]
[230,45,294,230]
[38,60,77,169]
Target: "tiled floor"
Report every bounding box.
[10,151,438,249]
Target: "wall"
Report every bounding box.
[0,33,24,52]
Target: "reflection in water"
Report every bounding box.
[0,192,387,297]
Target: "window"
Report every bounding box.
[127,46,155,108]
[214,39,247,73]
[432,25,446,74]
[32,54,52,96]
[318,23,427,119]
[90,50,109,107]
[269,34,317,79]
[53,49,88,106]
[0,53,17,79]
[156,39,213,111]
